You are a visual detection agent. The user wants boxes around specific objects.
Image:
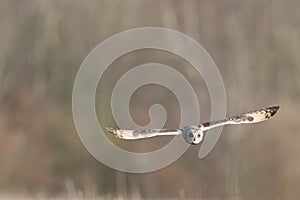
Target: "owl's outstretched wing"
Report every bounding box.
[106,127,182,140]
[107,105,279,140]
[199,105,280,131]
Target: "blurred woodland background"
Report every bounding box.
[0,0,300,199]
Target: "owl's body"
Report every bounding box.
[107,105,279,144]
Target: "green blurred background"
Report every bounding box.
[0,0,299,199]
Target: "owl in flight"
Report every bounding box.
[106,105,279,145]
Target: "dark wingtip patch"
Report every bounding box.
[270,105,280,117]
[106,127,124,138]
[106,127,118,135]
[264,105,279,117]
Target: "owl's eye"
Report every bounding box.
[189,133,193,137]
[197,134,201,138]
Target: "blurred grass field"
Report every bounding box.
[0,0,300,199]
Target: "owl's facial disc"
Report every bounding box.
[182,126,204,144]
[192,130,203,144]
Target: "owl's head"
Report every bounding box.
[182,126,204,144]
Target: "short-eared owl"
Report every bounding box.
[106,105,279,144]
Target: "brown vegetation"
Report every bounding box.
[0,0,299,199]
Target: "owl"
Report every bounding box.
[107,105,279,144]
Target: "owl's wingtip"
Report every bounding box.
[105,127,117,134]
[266,105,280,117]
[271,104,280,109]
[106,127,125,139]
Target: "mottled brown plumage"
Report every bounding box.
[107,105,279,144]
